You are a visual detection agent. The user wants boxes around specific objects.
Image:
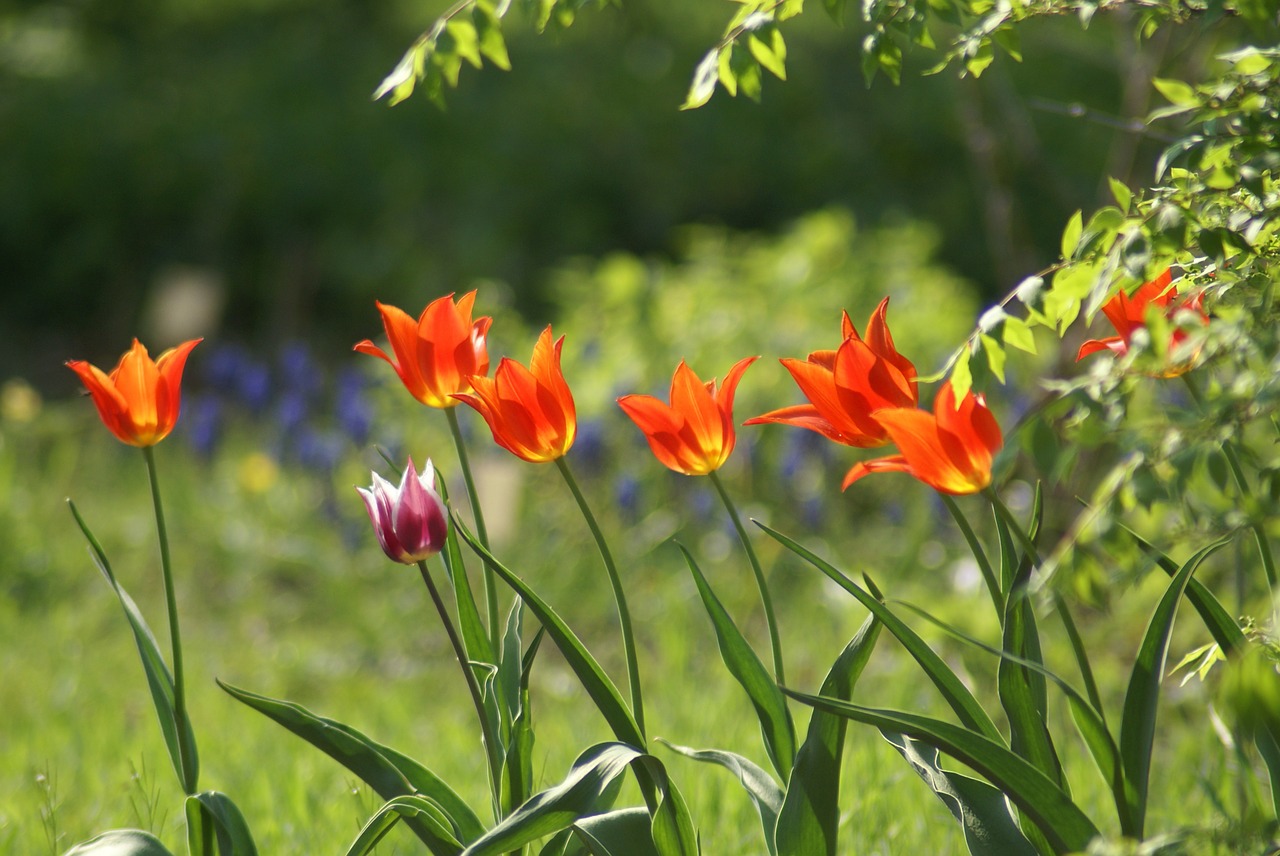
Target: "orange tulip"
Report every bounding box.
[843,382,1002,495]
[354,292,492,408]
[744,298,917,447]
[1076,268,1207,375]
[454,326,576,463]
[66,338,202,447]
[618,356,759,476]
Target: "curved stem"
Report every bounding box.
[555,457,645,739]
[446,406,500,649]
[142,446,198,795]
[941,494,1004,619]
[417,560,503,815]
[1181,375,1277,590]
[708,470,785,684]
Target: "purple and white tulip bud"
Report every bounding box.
[357,457,448,564]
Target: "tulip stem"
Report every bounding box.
[417,559,503,816]
[941,494,1003,619]
[555,457,645,739]
[447,406,501,650]
[708,470,785,685]
[142,446,198,795]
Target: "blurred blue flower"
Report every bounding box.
[615,473,641,520]
[279,342,322,398]
[202,344,247,394]
[575,418,607,473]
[335,367,373,446]
[296,427,345,472]
[183,394,223,459]
[276,389,310,437]
[236,359,272,414]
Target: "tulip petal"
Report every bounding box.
[842,454,911,490]
[744,404,852,446]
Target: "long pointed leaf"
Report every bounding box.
[344,795,463,856]
[462,743,643,856]
[785,691,1099,855]
[882,731,1036,856]
[184,792,258,856]
[568,808,658,856]
[776,611,881,856]
[757,522,1003,742]
[1119,539,1226,836]
[677,543,795,779]
[68,500,199,792]
[631,756,698,856]
[436,477,496,667]
[217,681,481,851]
[453,515,645,748]
[660,742,781,854]
[64,830,177,856]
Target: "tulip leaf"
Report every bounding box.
[776,611,881,856]
[757,522,1003,743]
[659,742,782,854]
[184,792,258,856]
[459,742,642,855]
[453,514,645,749]
[344,795,463,856]
[1119,539,1225,837]
[216,681,482,851]
[676,543,796,780]
[785,692,1099,854]
[558,808,659,855]
[435,477,496,668]
[67,500,200,794]
[64,830,177,856]
[882,731,1036,856]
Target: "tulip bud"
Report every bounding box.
[357,458,448,564]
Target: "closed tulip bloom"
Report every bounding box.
[843,383,1002,495]
[1076,268,1208,375]
[618,356,758,476]
[358,457,449,564]
[66,338,202,447]
[454,326,576,463]
[354,292,492,408]
[745,298,917,447]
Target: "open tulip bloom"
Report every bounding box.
[358,457,449,564]
[618,356,758,476]
[1076,268,1208,374]
[843,382,1003,495]
[66,338,202,447]
[745,298,917,447]
[354,292,492,408]
[454,325,577,463]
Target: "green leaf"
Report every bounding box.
[776,612,881,856]
[822,0,849,24]
[748,27,787,81]
[461,743,642,855]
[633,756,698,856]
[660,743,781,854]
[979,333,1006,383]
[1119,540,1225,836]
[67,500,199,794]
[217,681,481,852]
[1152,77,1197,107]
[1108,177,1132,211]
[436,477,496,668]
[64,830,176,856]
[453,515,645,748]
[185,792,258,856]
[756,524,1004,742]
[882,732,1036,856]
[785,693,1100,854]
[473,4,512,70]
[949,345,973,404]
[1001,317,1037,355]
[557,808,658,855]
[344,795,463,856]
[1060,210,1083,260]
[682,49,721,110]
[677,544,795,779]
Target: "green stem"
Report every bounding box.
[142,446,198,795]
[941,494,1004,619]
[446,406,501,649]
[708,470,785,684]
[555,457,645,739]
[417,560,503,817]
[1181,375,1277,590]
